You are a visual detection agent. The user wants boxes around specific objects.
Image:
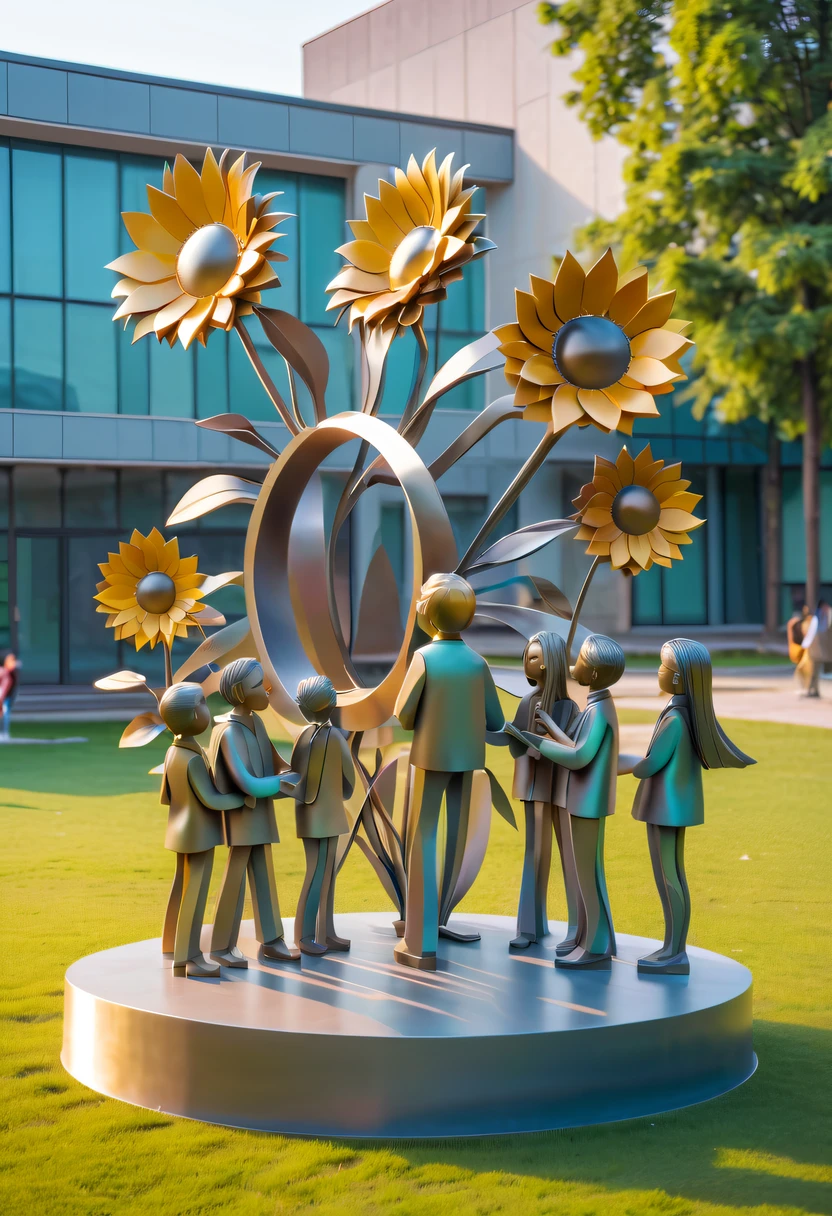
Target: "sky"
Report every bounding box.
[1,0,376,96]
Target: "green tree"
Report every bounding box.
[540,0,832,620]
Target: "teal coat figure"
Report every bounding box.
[631,639,754,975]
[393,573,504,971]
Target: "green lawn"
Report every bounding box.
[1,710,830,1216]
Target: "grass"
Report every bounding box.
[1,708,830,1216]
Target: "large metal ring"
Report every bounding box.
[246,412,457,731]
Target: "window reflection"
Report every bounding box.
[13,299,63,410]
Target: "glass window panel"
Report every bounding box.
[67,535,124,684]
[13,298,63,410]
[118,324,149,414]
[300,175,345,325]
[380,502,405,593]
[196,333,228,418]
[14,466,62,527]
[0,141,9,294]
[65,152,119,302]
[439,255,485,334]
[821,470,832,585]
[120,155,166,252]
[64,469,117,527]
[255,170,298,315]
[120,469,163,532]
[16,536,61,682]
[313,325,354,415]
[149,339,194,416]
[443,495,488,553]
[435,333,484,411]
[661,536,707,625]
[379,328,420,416]
[0,534,9,652]
[185,533,247,617]
[0,469,8,529]
[0,296,10,409]
[723,467,762,623]
[632,565,662,625]
[65,304,117,411]
[780,469,803,584]
[12,145,62,297]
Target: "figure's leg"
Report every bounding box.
[556,817,612,969]
[173,851,219,977]
[318,836,349,950]
[394,769,446,970]
[554,806,581,955]
[533,801,553,941]
[0,700,9,739]
[639,826,690,973]
[511,801,538,948]
[210,845,251,966]
[595,818,616,957]
[162,852,185,955]
[439,771,480,942]
[294,838,328,955]
[249,844,300,961]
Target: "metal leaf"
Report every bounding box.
[486,767,517,829]
[461,519,578,576]
[148,762,165,775]
[199,571,244,598]
[490,666,533,699]
[173,616,252,683]
[94,670,147,692]
[196,413,279,459]
[190,605,227,628]
[443,768,492,918]
[475,601,591,651]
[166,475,261,527]
[255,306,329,423]
[419,331,504,412]
[529,576,573,620]
[119,712,166,749]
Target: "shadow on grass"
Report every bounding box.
[388,1021,832,1214]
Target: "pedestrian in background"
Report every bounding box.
[0,652,20,740]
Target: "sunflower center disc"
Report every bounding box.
[388,225,441,289]
[612,484,661,536]
[135,571,177,615]
[553,315,631,390]
[176,223,240,297]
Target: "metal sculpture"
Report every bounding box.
[158,683,245,977]
[207,658,300,966]
[289,676,355,956]
[632,639,755,974]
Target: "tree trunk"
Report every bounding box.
[799,355,821,608]
[763,421,782,638]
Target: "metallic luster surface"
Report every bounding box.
[176,223,239,297]
[62,913,756,1139]
[135,571,178,614]
[611,484,662,536]
[553,315,631,390]
[388,225,441,289]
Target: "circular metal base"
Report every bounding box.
[62,913,755,1138]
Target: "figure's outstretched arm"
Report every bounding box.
[220,730,284,797]
[632,713,682,779]
[187,755,246,811]
[537,708,607,770]
[394,652,426,731]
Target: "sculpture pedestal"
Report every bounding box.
[62,913,754,1138]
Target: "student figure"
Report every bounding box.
[632,639,755,974]
[510,634,624,970]
[208,658,300,968]
[158,683,246,978]
[506,632,580,951]
[394,573,504,971]
[289,676,355,956]
[798,599,832,698]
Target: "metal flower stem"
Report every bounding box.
[457,426,559,573]
[234,318,299,436]
[162,639,173,689]
[399,320,430,433]
[565,556,602,664]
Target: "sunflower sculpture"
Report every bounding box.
[106,150,290,349]
[95,528,208,650]
[326,149,495,333]
[494,250,693,435]
[572,445,705,574]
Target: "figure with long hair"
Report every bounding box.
[632,638,755,974]
[507,632,579,950]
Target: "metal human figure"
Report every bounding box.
[509,634,624,970]
[506,632,579,950]
[394,573,504,970]
[158,683,246,978]
[208,658,300,967]
[632,638,755,974]
[289,676,355,956]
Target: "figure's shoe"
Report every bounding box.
[299,937,328,956]
[555,947,611,971]
[210,946,248,969]
[259,937,301,962]
[555,936,578,957]
[438,924,481,942]
[393,919,405,938]
[394,943,437,971]
[509,934,535,950]
[173,954,221,978]
[637,950,690,975]
[325,935,351,952]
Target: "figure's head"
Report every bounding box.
[416,572,476,637]
[524,632,569,710]
[655,637,755,769]
[219,657,269,711]
[3,652,17,671]
[658,641,684,695]
[571,634,625,691]
[159,682,211,738]
[297,674,337,724]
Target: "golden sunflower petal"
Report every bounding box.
[632,444,655,474]
[651,552,673,568]
[122,211,183,257]
[659,509,705,533]
[585,491,614,510]
[521,354,564,386]
[605,383,661,417]
[407,153,434,217]
[106,251,176,282]
[615,447,636,484]
[624,290,676,337]
[146,185,195,244]
[575,525,596,541]
[648,527,672,558]
[661,491,702,513]
[514,377,547,408]
[665,541,684,560]
[616,415,634,435]
[200,148,226,222]
[594,521,623,543]
[178,297,215,348]
[500,340,541,361]
[394,167,431,226]
[132,314,158,343]
[529,275,562,333]
[113,280,183,320]
[493,322,525,345]
[329,266,390,294]
[365,195,406,251]
[551,383,585,432]
[581,248,618,316]
[236,249,262,277]
[648,463,683,490]
[347,220,377,243]
[172,154,213,228]
[363,289,409,324]
[515,289,554,351]
[453,217,484,242]
[118,544,147,578]
[119,617,142,639]
[336,240,391,274]
[577,388,620,431]
[111,606,141,627]
[628,533,653,569]
[654,478,691,503]
[422,149,442,222]
[553,251,585,322]
[628,356,680,388]
[437,152,454,214]
[631,328,689,360]
[218,274,245,298]
[665,318,693,336]
[153,293,199,337]
[609,533,632,568]
[587,539,612,556]
[582,506,614,528]
[608,265,648,326]
[592,474,620,499]
[378,178,415,233]
[244,265,280,291]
